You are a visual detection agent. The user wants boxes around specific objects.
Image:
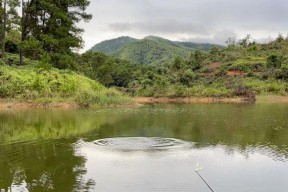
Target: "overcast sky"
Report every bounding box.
[78,0,288,52]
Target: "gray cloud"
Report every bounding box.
[179,30,238,45]
[79,0,288,51]
[109,21,211,35]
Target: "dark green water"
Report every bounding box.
[0,103,288,192]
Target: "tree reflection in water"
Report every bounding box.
[0,138,95,191]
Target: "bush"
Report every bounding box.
[229,57,266,72]
[244,78,287,95]
[0,65,130,106]
[267,54,281,68]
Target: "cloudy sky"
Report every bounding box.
[78,0,288,52]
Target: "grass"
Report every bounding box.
[228,57,266,72]
[135,83,233,98]
[0,64,131,107]
[244,78,287,95]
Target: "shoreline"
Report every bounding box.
[0,101,79,110]
[134,97,248,103]
[0,95,287,110]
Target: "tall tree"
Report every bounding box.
[19,0,92,66]
[6,0,20,31]
[0,0,19,58]
[0,0,7,58]
[20,0,40,65]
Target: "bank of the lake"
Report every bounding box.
[1,59,287,110]
[1,95,288,110]
[135,95,288,104]
[0,65,132,108]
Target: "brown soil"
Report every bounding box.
[0,101,78,110]
[207,62,221,69]
[206,62,221,77]
[227,70,247,76]
[134,97,247,103]
[1,96,287,110]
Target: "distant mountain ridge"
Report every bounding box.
[90,36,224,65]
[90,36,138,54]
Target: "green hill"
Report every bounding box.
[111,38,192,65]
[90,36,224,65]
[90,36,137,54]
[177,41,224,52]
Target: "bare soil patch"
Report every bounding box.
[135,97,247,103]
[227,70,247,76]
[0,101,78,110]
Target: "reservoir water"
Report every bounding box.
[0,103,288,192]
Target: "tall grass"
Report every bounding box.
[0,65,131,106]
[244,78,287,95]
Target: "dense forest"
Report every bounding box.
[82,34,288,98]
[90,36,224,65]
[0,0,288,106]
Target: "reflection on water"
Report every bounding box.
[0,139,95,192]
[91,137,193,152]
[0,103,288,191]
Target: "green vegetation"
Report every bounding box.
[177,41,224,52]
[91,36,224,65]
[1,1,287,104]
[0,0,131,107]
[90,36,138,53]
[84,34,288,99]
[112,37,191,65]
[1,0,92,66]
[0,55,130,107]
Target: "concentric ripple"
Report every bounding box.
[92,137,192,152]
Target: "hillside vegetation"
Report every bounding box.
[90,36,138,54]
[112,38,190,65]
[0,54,129,107]
[90,36,224,65]
[81,34,288,98]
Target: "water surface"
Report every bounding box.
[0,103,288,192]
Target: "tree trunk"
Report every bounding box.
[19,0,24,65]
[0,0,2,58]
[2,0,6,58]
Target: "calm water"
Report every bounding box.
[0,103,288,192]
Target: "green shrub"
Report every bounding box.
[267,54,281,68]
[0,65,130,106]
[244,78,287,95]
[229,57,266,72]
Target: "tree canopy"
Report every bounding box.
[1,0,92,66]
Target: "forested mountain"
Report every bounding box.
[177,42,224,52]
[111,37,191,65]
[81,34,288,98]
[90,36,224,65]
[90,36,138,54]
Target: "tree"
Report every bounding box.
[188,50,205,70]
[6,0,20,31]
[173,56,183,70]
[225,37,236,47]
[19,0,92,66]
[209,46,220,62]
[276,33,284,43]
[267,54,281,68]
[0,0,20,58]
[0,0,7,58]
[239,34,252,48]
